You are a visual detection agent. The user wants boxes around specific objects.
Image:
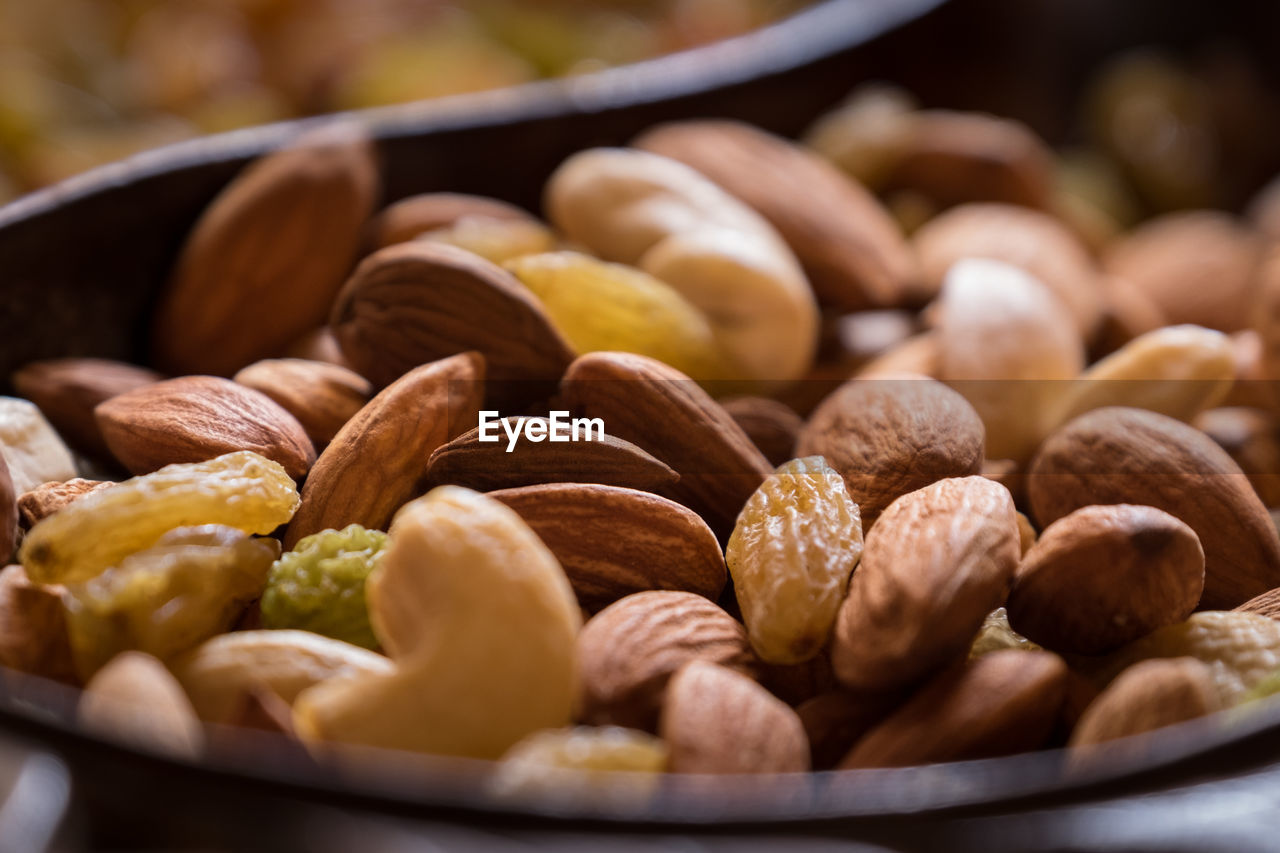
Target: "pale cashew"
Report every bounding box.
[0,397,76,494]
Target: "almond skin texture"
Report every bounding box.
[839,650,1067,768]
[0,456,14,562]
[560,352,772,538]
[95,376,316,481]
[489,483,727,612]
[17,479,113,529]
[796,375,985,526]
[152,127,378,376]
[661,660,809,773]
[365,192,531,251]
[233,358,371,449]
[1237,588,1280,620]
[12,358,162,459]
[331,241,574,395]
[721,396,804,467]
[832,476,1020,692]
[1007,504,1205,655]
[576,590,755,731]
[284,352,483,548]
[635,120,916,311]
[1069,657,1220,751]
[1028,407,1280,609]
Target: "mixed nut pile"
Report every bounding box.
[7,79,1280,798]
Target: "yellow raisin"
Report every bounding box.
[492,726,668,802]
[726,456,864,664]
[21,451,298,585]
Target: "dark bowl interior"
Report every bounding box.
[4,0,1280,847]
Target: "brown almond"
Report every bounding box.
[152,126,378,376]
[1069,657,1220,751]
[0,565,75,682]
[661,660,809,774]
[284,352,483,548]
[576,590,755,731]
[1194,407,1280,507]
[489,483,726,612]
[832,476,1020,692]
[234,358,371,449]
[560,352,772,537]
[425,418,679,494]
[331,241,574,397]
[17,479,113,529]
[1028,407,1280,609]
[1236,587,1280,620]
[720,396,803,467]
[0,456,13,562]
[635,120,916,310]
[79,651,203,759]
[95,376,316,480]
[796,376,985,526]
[1007,505,1204,655]
[796,689,904,770]
[282,327,351,368]
[840,650,1067,768]
[365,192,531,251]
[12,358,162,458]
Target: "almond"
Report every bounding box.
[0,456,13,562]
[839,650,1067,768]
[1007,505,1204,655]
[79,651,203,759]
[559,352,772,537]
[12,358,162,458]
[0,564,74,682]
[1195,407,1280,507]
[635,120,917,310]
[720,396,803,467]
[425,418,678,494]
[152,126,378,376]
[796,689,904,769]
[233,358,371,449]
[1236,587,1280,620]
[95,376,316,481]
[576,590,755,731]
[796,375,985,526]
[831,476,1020,692]
[489,483,726,612]
[365,192,531,251]
[282,327,351,368]
[284,352,482,548]
[1069,657,1220,752]
[1028,407,1280,609]
[661,660,809,773]
[17,479,113,529]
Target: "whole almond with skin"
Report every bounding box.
[234,358,371,449]
[1236,587,1280,620]
[488,483,727,612]
[365,192,531,251]
[17,479,113,529]
[12,358,162,459]
[832,476,1020,692]
[1069,657,1220,753]
[576,590,756,731]
[796,375,985,526]
[1028,407,1280,609]
[425,418,679,494]
[721,396,803,467]
[152,125,378,376]
[1007,504,1204,655]
[635,120,916,310]
[284,352,483,548]
[661,660,809,773]
[560,352,772,538]
[840,650,1067,769]
[96,376,316,481]
[0,565,75,682]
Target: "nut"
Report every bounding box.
[795,689,904,770]
[1237,587,1280,620]
[1069,657,1220,753]
[0,397,77,495]
[233,358,371,449]
[365,192,531,251]
[720,396,804,467]
[17,479,114,529]
[0,565,74,682]
[1195,407,1280,507]
[492,726,668,805]
[0,457,13,562]
[79,651,204,759]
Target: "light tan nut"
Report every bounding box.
[660,660,809,774]
[727,457,863,664]
[285,352,483,548]
[1029,407,1280,609]
[0,565,75,682]
[636,120,917,310]
[1016,512,1037,556]
[796,375,985,526]
[545,147,818,383]
[96,376,316,481]
[1069,657,1220,755]
[492,726,668,805]
[1195,407,1280,507]
[720,397,803,468]
[365,192,531,251]
[839,650,1067,768]
[79,651,203,759]
[855,332,940,379]
[17,480,113,530]
[576,590,755,731]
[795,689,904,770]
[0,397,77,495]
[12,358,162,459]
[233,358,371,449]
[152,125,378,376]
[1007,505,1205,655]
[1105,210,1262,332]
[292,487,582,758]
[489,483,727,612]
[171,629,394,724]
[832,476,1020,692]
[936,259,1085,462]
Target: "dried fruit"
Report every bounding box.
[20,451,299,585]
[493,726,668,803]
[260,524,386,650]
[0,397,77,495]
[726,457,863,664]
[1069,657,1220,754]
[423,216,557,265]
[233,358,371,449]
[79,651,204,759]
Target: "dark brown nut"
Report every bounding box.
[661,660,809,774]
[1007,505,1204,655]
[840,650,1067,768]
[1069,657,1220,752]
[17,479,114,529]
[831,476,1020,692]
[1028,407,1280,609]
[1194,407,1280,507]
[796,376,985,526]
[365,193,531,251]
[233,358,372,449]
[720,397,803,467]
